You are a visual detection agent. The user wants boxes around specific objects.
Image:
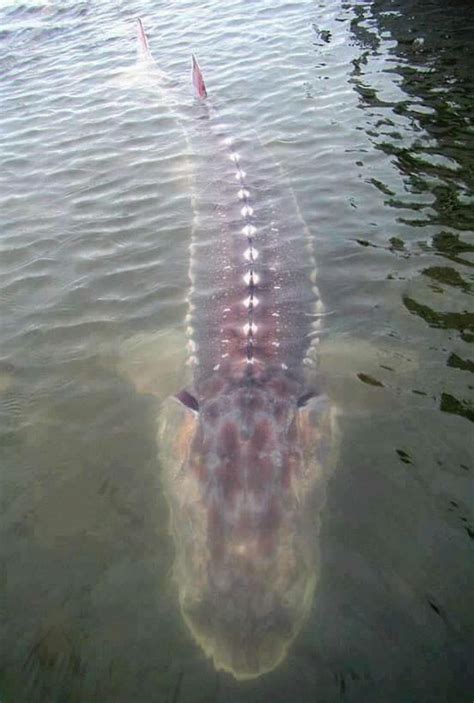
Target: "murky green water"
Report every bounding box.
[1,0,473,701]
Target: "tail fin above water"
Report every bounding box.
[136,18,154,63]
[192,55,208,99]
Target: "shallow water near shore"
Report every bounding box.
[1,0,473,701]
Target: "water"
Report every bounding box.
[1,0,473,701]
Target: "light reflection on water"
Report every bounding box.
[0,0,473,701]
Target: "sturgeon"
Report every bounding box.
[135,25,337,679]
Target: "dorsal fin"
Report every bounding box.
[192,54,208,99]
[136,18,153,62]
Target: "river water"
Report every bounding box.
[1,0,473,701]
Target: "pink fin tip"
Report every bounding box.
[192,54,208,99]
[136,17,152,59]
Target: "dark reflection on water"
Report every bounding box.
[351,0,474,427]
[1,0,473,701]
[334,3,473,701]
[403,294,473,340]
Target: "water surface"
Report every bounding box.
[1,0,473,701]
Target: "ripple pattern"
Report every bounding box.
[1,0,473,701]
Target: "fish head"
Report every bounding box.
[158,374,335,679]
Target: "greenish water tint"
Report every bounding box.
[0,0,473,701]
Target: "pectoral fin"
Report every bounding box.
[297,393,339,488]
[158,394,199,501]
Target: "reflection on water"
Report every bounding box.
[350,0,474,433]
[1,0,473,701]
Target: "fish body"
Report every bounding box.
[158,89,336,678]
[130,23,336,678]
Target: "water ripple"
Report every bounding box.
[1,0,473,700]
